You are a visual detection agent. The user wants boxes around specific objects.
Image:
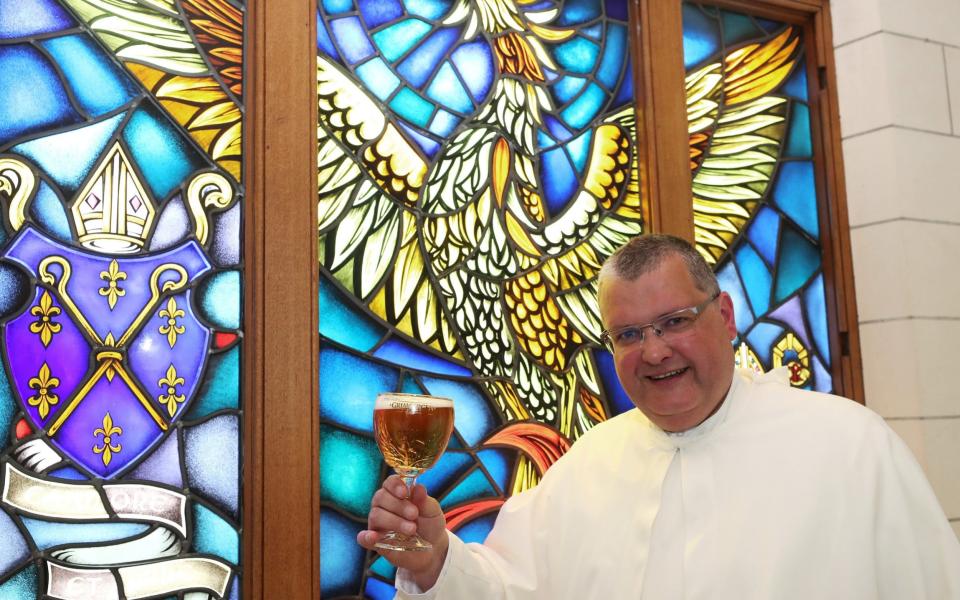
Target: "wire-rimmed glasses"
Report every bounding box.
[600,292,720,353]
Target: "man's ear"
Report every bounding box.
[718,291,737,339]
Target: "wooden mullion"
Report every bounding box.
[244,0,320,598]
[635,0,694,240]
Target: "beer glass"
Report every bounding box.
[373,392,454,551]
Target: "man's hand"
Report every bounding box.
[357,475,449,591]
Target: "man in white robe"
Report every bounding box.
[359,234,960,599]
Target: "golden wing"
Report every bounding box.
[59,0,243,180]
[316,55,461,358]
[687,27,801,264]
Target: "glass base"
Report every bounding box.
[374,531,432,552]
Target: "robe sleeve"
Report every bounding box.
[394,457,571,599]
[873,423,960,599]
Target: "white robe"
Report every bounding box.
[396,368,960,599]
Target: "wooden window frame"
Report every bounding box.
[243,0,861,597]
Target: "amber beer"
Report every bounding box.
[374,394,454,474]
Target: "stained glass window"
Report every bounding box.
[682,3,834,393]
[0,1,244,598]
[316,0,642,595]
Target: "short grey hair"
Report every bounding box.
[598,234,720,295]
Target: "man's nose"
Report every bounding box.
[639,331,672,363]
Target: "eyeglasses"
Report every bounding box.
[600,292,721,353]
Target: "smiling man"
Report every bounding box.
[360,234,960,599]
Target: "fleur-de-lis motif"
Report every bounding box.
[158,297,186,348]
[93,412,122,467]
[27,363,60,419]
[29,290,62,347]
[158,364,186,417]
[99,259,127,309]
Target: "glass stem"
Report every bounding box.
[400,472,418,499]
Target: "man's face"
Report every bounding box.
[598,255,737,432]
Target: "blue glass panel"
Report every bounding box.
[47,467,87,480]
[398,121,440,155]
[812,354,832,393]
[0,565,37,598]
[734,243,771,316]
[185,415,239,517]
[198,270,241,329]
[453,512,497,544]
[12,112,123,194]
[417,450,473,492]
[319,277,384,352]
[450,41,494,102]
[29,182,70,242]
[720,10,764,46]
[579,24,601,40]
[419,377,496,446]
[785,104,812,159]
[542,67,560,83]
[594,349,632,415]
[317,15,340,60]
[774,225,820,303]
[193,503,239,564]
[320,510,365,597]
[323,0,354,13]
[40,35,138,117]
[210,203,241,267]
[605,0,629,21]
[0,45,82,145]
[756,18,781,33]
[123,105,206,200]
[229,577,239,600]
[374,338,472,376]
[597,24,626,90]
[331,17,376,64]
[553,76,586,104]
[129,431,183,487]
[543,115,572,142]
[356,58,401,101]
[560,83,605,130]
[0,509,28,574]
[613,56,634,106]
[189,347,240,417]
[439,468,497,509]
[426,62,473,113]
[682,4,719,68]
[566,130,592,173]
[768,295,811,350]
[21,518,147,550]
[746,206,780,267]
[538,129,557,151]
[0,0,75,37]
[390,87,434,128]
[554,37,599,74]
[404,0,454,20]
[399,28,461,88]
[370,556,397,580]
[804,274,831,364]
[556,0,602,25]
[365,577,398,600]
[320,347,397,431]
[429,109,459,137]
[717,261,755,334]
[400,373,425,394]
[783,60,809,101]
[360,0,403,28]
[320,425,381,515]
[150,197,191,251]
[374,18,432,63]
[476,448,511,492]
[541,147,578,214]
[745,321,784,365]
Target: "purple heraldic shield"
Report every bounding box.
[2,226,212,478]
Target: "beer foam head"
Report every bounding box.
[375,393,453,409]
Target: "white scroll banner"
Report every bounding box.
[2,461,234,599]
[1,462,186,535]
[47,557,231,600]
